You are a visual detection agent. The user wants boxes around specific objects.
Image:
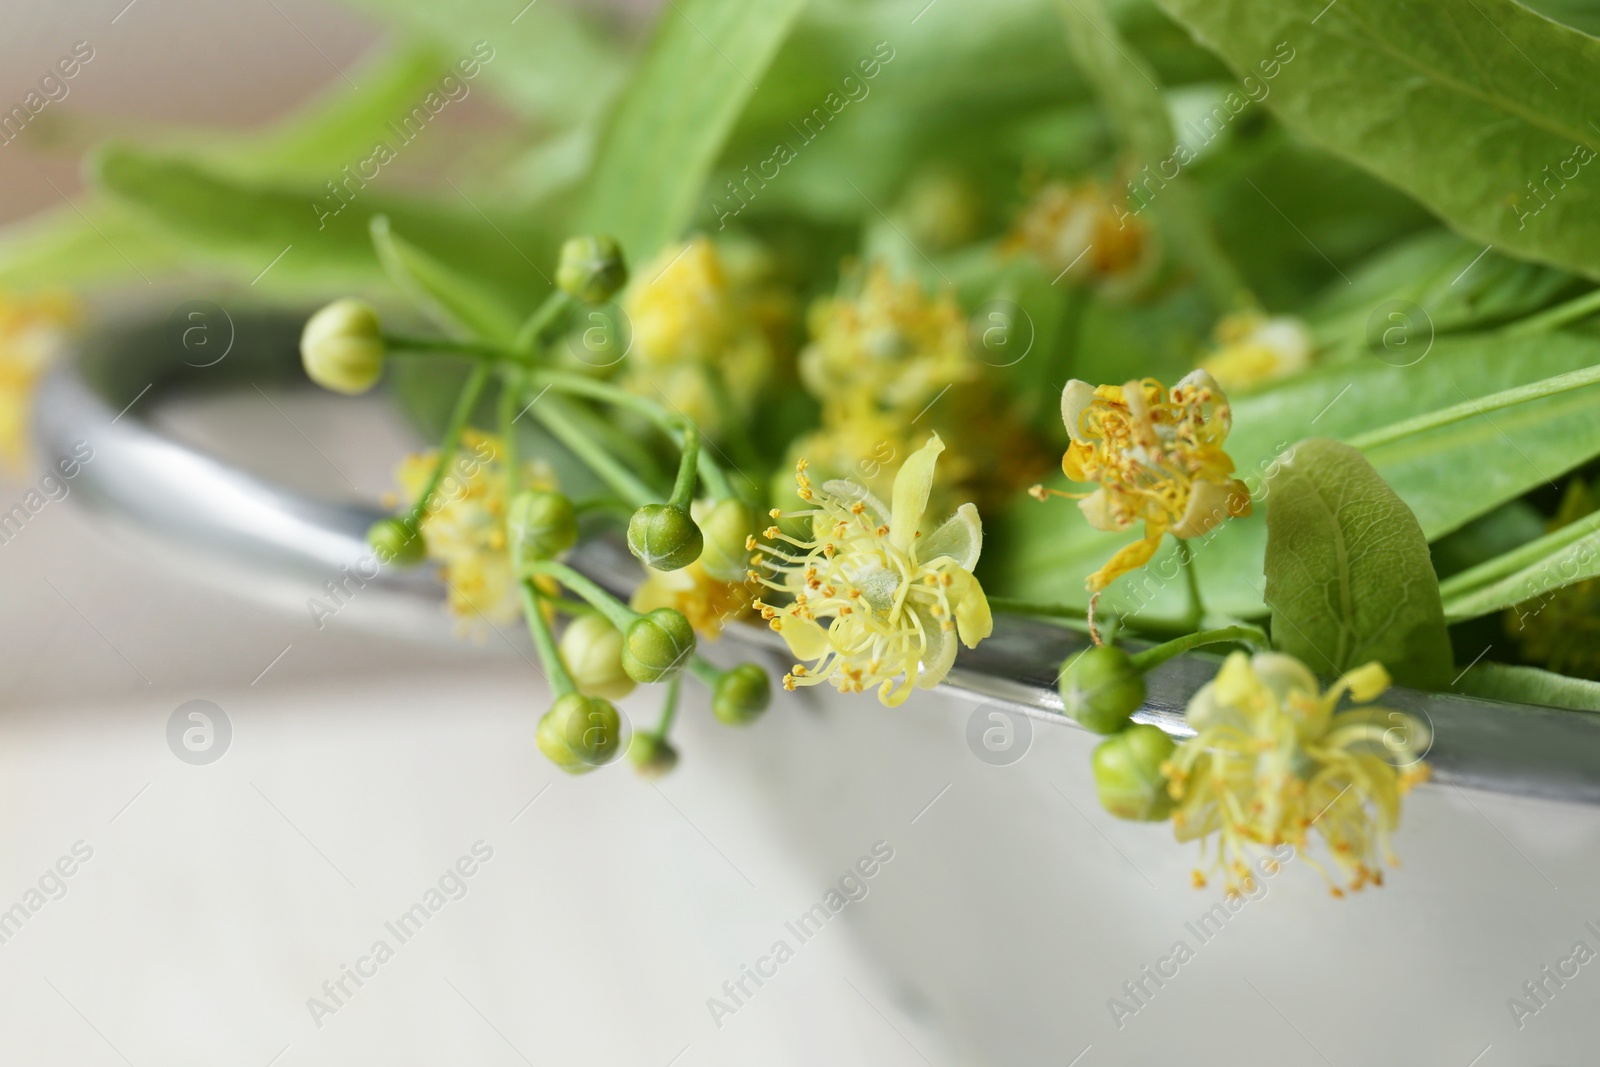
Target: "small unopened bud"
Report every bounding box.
[557,234,628,304]
[628,732,679,778]
[301,298,384,395]
[1092,724,1176,821]
[558,613,635,700]
[621,607,696,683]
[367,516,425,566]
[508,489,578,566]
[627,503,703,571]
[712,663,770,725]
[537,692,623,773]
[1058,645,1145,735]
[696,498,756,583]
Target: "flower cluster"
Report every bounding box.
[1005,179,1154,294]
[395,430,557,626]
[1040,371,1251,594]
[0,290,77,466]
[621,236,788,436]
[1198,309,1315,393]
[752,434,992,706]
[1166,651,1431,897]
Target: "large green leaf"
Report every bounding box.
[91,144,553,305]
[1154,0,1600,280]
[577,0,807,263]
[1439,508,1600,621]
[1262,438,1453,686]
[0,201,183,292]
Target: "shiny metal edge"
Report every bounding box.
[32,309,1600,804]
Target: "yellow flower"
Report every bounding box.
[1166,651,1431,897]
[0,290,78,467]
[395,430,557,625]
[621,236,778,434]
[752,433,993,706]
[632,558,753,640]
[1005,180,1154,294]
[1040,371,1251,593]
[800,262,972,419]
[1199,310,1314,393]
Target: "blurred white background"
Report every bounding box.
[2,2,1600,1065]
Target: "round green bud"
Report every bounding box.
[557,234,629,304]
[301,298,385,395]
[621,608,696,684]
[712,663,770,725]
[558,613,635,700]
[628,732,680,779]
[627,503,703,571]
[696,498,755,583]
[537,692,624,773]
[508,489,578,566]
[1058,645,1146,735]
[1092,724,1176,822]
[367,516,426,566]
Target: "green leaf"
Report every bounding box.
[1262,438,1453,687]
[0,201,182,292]
[198,43,457,180]
[1439,508,1600,622]
[1055,0,1241,309]
[1453,662,1600,713]
[91,144,553,305]
[370,216,522,344]
[1153,0,1600,280]
[337,0,625,126]
[577,0,807,263]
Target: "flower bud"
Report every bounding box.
[621,608,696,683]
[1058,645,1146,735]
[695,498,755,583]
[536,692,624,773]
[627,503,703,571]
[367,516,426,566]
[508,489,578,566]
[558,613,635,700]
[712,663,770,725]
[628,732,679,778]
[557,234,629,304]
[1092,724,1176,821]
[301,298,384,395]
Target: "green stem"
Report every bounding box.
[1176,539,1204,631]
[688,655,724,689]
[499,364,523,501]
[384,334,513,362]
[531,396,656,507]
[572,496,635,520]
[406,362,491,527]
[1129,624,1269,673]
[1504,287,1600,337]
[520,580,576,696]
[649,673,682,739]
[668,419,700,509]
[1347,363,1600,452]
[525,559,638,632]
[512,291,574,355]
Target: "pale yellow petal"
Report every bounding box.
[890,432,944,551]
